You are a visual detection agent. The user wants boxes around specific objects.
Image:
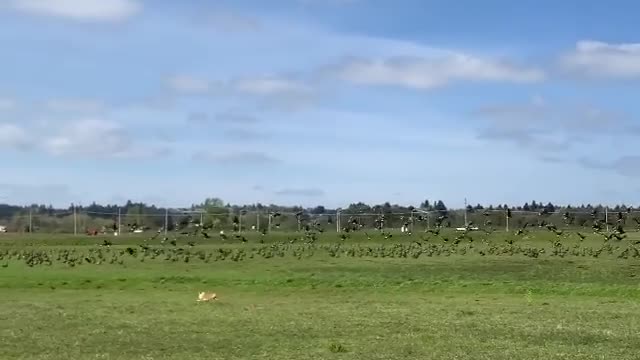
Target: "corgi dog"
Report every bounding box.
[197,291,218,302]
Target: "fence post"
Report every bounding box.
[410,210,414,233]
[506,213,509,232]
[164,208,168,237]
[256,211,260,232]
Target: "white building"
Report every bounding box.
[0,225,7,233]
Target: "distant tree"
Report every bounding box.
[311,206,326,214]
[347,202,370,213]
[201,197,229,229]
[435,200,447,216]
[544,202,556,213]
[204,198,225,208]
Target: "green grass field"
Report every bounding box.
[2,230,640,359]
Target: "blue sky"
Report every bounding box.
[1,0,640,208]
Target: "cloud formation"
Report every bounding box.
[330,54,544,89]
[474,97,640,167]
[560,40,640,78]
[187,112,260,126]
[167,75,211,94]
[0,117,169,159]
[10,0,141,22]
[233,76,312,96]
[44,118,133,157]
[192,151,280,166]
[195,11,262,33]
[578,156,640,178]
[475,97,633,138]
[0,123,31,150]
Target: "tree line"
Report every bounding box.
[0,197,636,233]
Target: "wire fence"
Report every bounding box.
[0,205,637,235]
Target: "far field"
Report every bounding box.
[1,229,640,359]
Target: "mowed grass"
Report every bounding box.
[2,231,640,359]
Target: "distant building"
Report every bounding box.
[0,225,7,233]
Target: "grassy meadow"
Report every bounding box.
[1,229,640,359]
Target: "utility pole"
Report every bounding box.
[336,209,341,233]
[256,211,260,232]
[605,206,609,232]
[117,207,122,236]
[464,198,468,227]
[410,210,414,233]
[506,213,509,233]
[73,203,77,235]
[268,212,272,233]
[164,208,169,237]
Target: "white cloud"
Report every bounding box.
[233,76,312,96]
[196,11,261,33]
[167,75,211,94]
[560,40,640,78]
[39,118,168,159]
[44,119,132,157]
[0,123,31,150]
[168,72,316,111]
[11,0,141,22]
[474,97,640,165]
[232,75,316,111]
[0,98,16,111]
[214,112,259,124]
[193,151,280,166]
[331,54,545,89]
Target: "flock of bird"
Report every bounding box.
[5,207,640,269]
[116,206,640,249]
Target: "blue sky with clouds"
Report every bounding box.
[1,0,640,208]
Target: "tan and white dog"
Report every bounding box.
[197,291,218,302]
